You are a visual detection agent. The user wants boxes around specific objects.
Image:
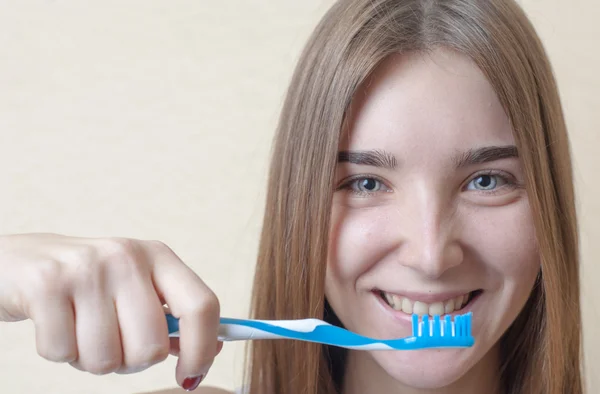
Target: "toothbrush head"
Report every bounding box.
[408,312,474,348]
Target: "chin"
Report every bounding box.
[370,347,482,389]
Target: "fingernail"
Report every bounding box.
[181,375,204,391]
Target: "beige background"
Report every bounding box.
[0,1,597,393]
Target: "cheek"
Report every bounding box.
[464,201,541,343]
[325,206,393,322]
[466,201,540,282]
[326,206,396,284]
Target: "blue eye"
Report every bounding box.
[341,176,391,195]
[466,174,507,191]
[355,178,381,192]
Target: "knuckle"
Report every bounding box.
[38,347,77,364]
[102,237,139,260]
[128,343,169,367]
[191,291,220,318]
[148,343,170,363]
[70,258,104,289]
[145,240,180,262]
[36,258,63,281]
[85,357,122,375]
[28,259,64,295]
[97,237,146,273]
[60,244,98,265]
[145,239,171,254]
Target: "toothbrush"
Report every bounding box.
[165,312,474,350]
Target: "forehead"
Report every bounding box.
[341,49,514,154]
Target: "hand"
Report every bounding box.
[0,233,221,389]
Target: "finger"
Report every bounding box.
[113,270,169,374]
[164,306,181,356]
[30,295,77,363]
[69,292,122,375]
[169,337,180,357]
[168,339,221,358]
[146,242,220,387]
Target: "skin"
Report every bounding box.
[325,49,540,393]
[1,49,539,394]
[0,234,222,390]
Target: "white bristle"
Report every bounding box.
[417,316,458,337]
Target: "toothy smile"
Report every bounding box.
[377,289,482,315]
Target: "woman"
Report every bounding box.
[0,0,583,393]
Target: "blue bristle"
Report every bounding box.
[444,315,452,337]
[453,315,460,336]
[412,314,419,337]
[433,315,441,337]
[423,315,430,337]
[466,314,471,336]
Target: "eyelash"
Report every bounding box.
[336,174,391,197]
[465,170,519,195]
[337,171,518,197]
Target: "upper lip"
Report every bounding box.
[375,289,478,304]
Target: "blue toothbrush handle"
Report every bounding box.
[164,313,474,350]
[166,314,342,342]
[166,314,286,341]
[167,313,382,343]
[165,313,180,335]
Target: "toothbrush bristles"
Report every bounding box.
[413,312,473,338]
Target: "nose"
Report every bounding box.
[393,188,464,278]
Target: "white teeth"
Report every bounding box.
[401,297,413,314]
[455,295,464,308]
[384,292,395,308]
[413,301,429,315]
[429,302,445,316]
[444,298,455,313]
[392,295,402,310]
[381,291,474,316]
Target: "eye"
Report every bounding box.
[465,173,510,192]
[339,176,392,195]
[356,178,381,192]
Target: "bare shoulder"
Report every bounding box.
[137,387,232,394]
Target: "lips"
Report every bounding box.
[377,289,483,316]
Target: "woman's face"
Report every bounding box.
[325,49,540,391]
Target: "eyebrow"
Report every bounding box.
[337,145,518,170]
[337,149,398,170]
[453,145,519,168]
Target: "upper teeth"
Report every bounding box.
[382,292,471,316]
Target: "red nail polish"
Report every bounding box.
[182,375,204,391]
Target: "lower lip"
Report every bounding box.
[374,291,482,326]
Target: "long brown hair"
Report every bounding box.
[245,1,583,393]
